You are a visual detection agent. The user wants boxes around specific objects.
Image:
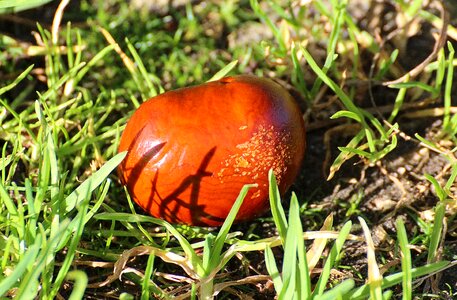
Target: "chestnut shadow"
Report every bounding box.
[156,146,226,225]
[122,126,225,224]
[125,141,167,193]
[121,124,167,197]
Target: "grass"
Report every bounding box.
[1,0,457,299]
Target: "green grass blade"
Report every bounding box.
[434,48,446,92]
[0,0,52,13]
[364,126,376,153]
[315,279,355,300]
[66,270,88,300]
[264,246,283,293]
[403,0,423,18]
[207,184,255,275]
[64,151,127,212]
[424,174,447,201]
[300,45,362,116]
[414,134,442,152]
[279,194,300,298]
[0,234,42,296]
[347,261,449,299]
[83,179,111,224]
[376,49,399,79]
[49,196,91,298]
[24,179,37,243]
[310,0,347,97]
[383,290,393,300]
[202,233,215,271]
[207,60,238,82]
[0,181,18,217]
[94,213,203,275]
[338,146,371,158]
[444,164,457,192]
[141,252,155,300]
[269,169,288,243]
[443,42,455,129]
[359,217,383,300]
[125,38,159,99]
[371,134,398,161]
[15,220,71,299]
[73,44,116,87]
[38,62,86,102]
[292,192,311,299]
[328,131,365,180]
[387,82,436,93]
[300,44,380,153]
[331,110,362,122]
[250,0,287,53]
[427,203,445,264]
[362,110,387,140]
[0,65,33,96]
[0,99,37,143]
[291,43,310,101]
[313,221,352,296]
[396,218,412,300]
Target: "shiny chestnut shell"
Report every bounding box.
[118,75,305,226]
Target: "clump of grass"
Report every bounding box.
[264,170,450,300]
[250,0,456,181]
[0,1,130,297]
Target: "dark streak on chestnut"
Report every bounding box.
[157,147,217,225]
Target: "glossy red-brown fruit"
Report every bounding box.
[118,75,305,226]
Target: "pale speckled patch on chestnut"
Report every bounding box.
[251,189,262,199]
[217,124,293,183]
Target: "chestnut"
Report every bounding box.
[118,75,305,226]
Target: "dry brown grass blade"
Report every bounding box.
[98,26,136,75]
[213,275,271,297]
[383,0,449,86]
[402,107,457,119]
[173,275,271,299]
[70,260,114,268]
[87,245,197,288]
[359,217,383,290]
[306,213,333,273]
[323,123,361,179]
[51,0,70,45]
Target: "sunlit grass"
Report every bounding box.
[0,0,456,299]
